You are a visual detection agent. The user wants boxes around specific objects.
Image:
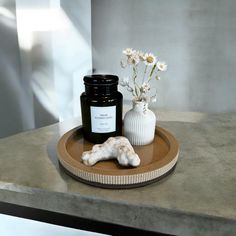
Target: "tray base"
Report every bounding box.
[59,162,177,189]
[57,126,179,189]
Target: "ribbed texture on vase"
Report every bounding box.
[124,109,156,146]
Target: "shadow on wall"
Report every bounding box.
[17,0,92,123]
[0,0,92,138]
[0,2,31,138]
[0,1,56,138]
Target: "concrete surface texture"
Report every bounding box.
[0,111,235,235]
[92,0,236,113]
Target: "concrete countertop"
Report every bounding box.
[0,111,235,235]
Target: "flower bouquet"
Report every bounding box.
[120,48,167,103]
[120,48,167,145]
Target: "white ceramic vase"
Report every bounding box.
[124,100,156,145]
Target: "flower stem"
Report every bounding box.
[148,64,157,82]
[142,65,148,84]
[132,65,140,97]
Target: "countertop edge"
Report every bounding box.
[0,184,235,236]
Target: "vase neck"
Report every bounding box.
[132,100,148,112]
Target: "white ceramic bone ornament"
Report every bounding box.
[82,136,140,167]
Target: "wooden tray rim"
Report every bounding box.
[57,126,179,182]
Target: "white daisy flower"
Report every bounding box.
[140,82,151,93]
[156,61,167,71]
[144,53,157,66]
[122,48,135,56]
[137,51,145,61]
[127,52,140,65]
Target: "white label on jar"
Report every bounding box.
[90,106,116,133]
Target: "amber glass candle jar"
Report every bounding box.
[80,74,123,143]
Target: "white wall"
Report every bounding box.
[0,1,94,232]
[16,0,92,123]
[0,0,92,138]
[0,0,32,138]
[92,0,236,113]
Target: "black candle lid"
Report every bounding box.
[83,74,119,86]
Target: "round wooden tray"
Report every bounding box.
[57,126,179,189]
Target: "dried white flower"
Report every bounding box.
[120,59,127,68]
[123,48,135,56]
[156,61,167,71]
[141,95,151,104]
[127,52,140,65]
[150,96,157,103]
[137,51,145,61]
[140,82,150,93]
[119,76,129,86]
[120,48,167,102]
[123,76,129,84]
[144,53,157,66]
[127,87,133,92]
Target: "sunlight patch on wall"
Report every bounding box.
[0,6,15,19]
[16,0,92,124]
[16,6,69,50]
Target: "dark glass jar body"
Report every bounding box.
[80,75,123,143]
